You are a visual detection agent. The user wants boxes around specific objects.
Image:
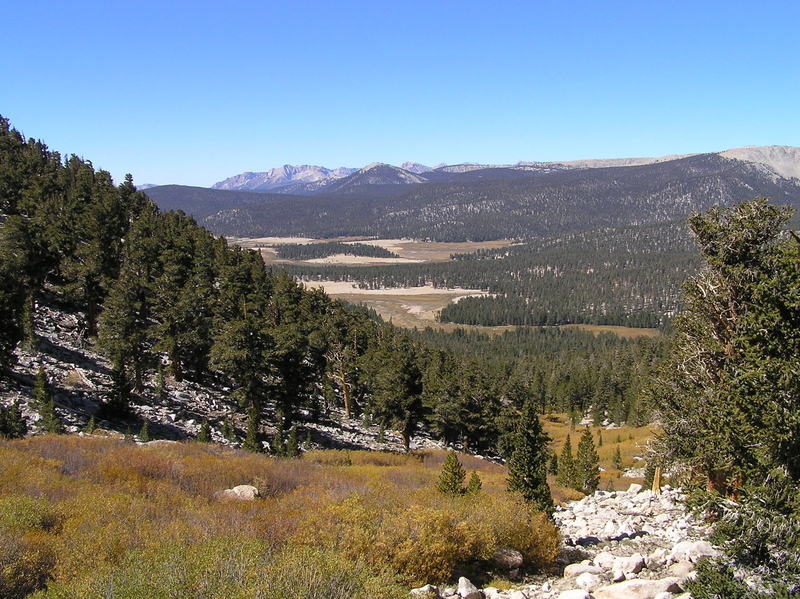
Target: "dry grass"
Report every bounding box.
[542,414,656,492]
[231,237,516,266]
[0,438,560,597]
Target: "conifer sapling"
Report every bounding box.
[437,451,466,496]
[286,424,299,458]
[138,419,150,442]
[576,426,600,493]
[197,420,211,443]
[466,471,482,495]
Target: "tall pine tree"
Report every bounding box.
[576,427,600,493]
[506,398,554,514]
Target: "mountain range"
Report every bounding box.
[207,146,800,196]
[144,146,800,242]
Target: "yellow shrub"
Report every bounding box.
[377,506,475,584]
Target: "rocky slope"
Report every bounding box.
[0,300,443,453]
[414,485,714,599]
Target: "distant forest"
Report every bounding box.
[274,241,398,261]
[283,222,699,327]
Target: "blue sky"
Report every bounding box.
[2,1,799,186]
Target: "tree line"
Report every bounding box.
[274,241,398,261]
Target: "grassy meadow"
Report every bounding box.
[542,414,655,491]
[0,436,561,599]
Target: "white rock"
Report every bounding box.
[564,563,604,577]
[593,551,616,569]
[508,591,527,599]
[492,546,524,569]
[646,548,669,570]
[593,577,683,599]
[669,540,717,563]
[483,588,500,599]
[457,577,482,599]
[653,593,673,599]
[614,519,638,538]
[611,568,626,583]
[411,584,439,596]
[668,560,694,578]
[615,553,645,574]
[557,591,592,599]
[627,483,643,493]
[575,572,602,591]
[218,484,259,500]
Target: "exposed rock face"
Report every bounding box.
[411,486,715,599]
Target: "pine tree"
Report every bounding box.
[197,420,211,443]
[222,416,236,442]
[33,365,49,410]
[506,399,554,514]
[576,427,600,493]
[33,366,61,434]
[466,471,482,495]
[286,425,299,458]
[654,200,800,486]
[548,451,559,475]
[437,451,466,496]
[124,425,133,442]
[84,415,96,434]
[271,427,285,457]
[376,424,386,443]
[304,430,313,450]
[557,435,578,489]
[138,419,150,442]
[613,446,623,473]
[598,429,603,447]
[104,357,131,418]
[0,401,27,439]
[242,406,261,452]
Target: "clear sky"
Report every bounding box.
[2,1,799,187]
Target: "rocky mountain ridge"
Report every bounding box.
[207,145,800,195]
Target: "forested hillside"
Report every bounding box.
[148,154,800,241]
[0,116,662,456]
[285,222,699,327]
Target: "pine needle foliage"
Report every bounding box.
[196,420,211,443]
[466,471,482,495]
[506,399,553,514]
[34,366,62,434]
[0,401,27,439]
[576,427,600,493]
[138,420,150,443]
[286,425,299,458]
[557,435,578,489]
[242,406,261,453]
[436,451,466,496]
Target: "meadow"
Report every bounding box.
[1,437,561,599]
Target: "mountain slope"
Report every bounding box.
[212,164,357,192]
[189,154,800,241]
[720,145,800,179]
